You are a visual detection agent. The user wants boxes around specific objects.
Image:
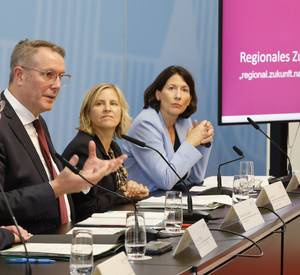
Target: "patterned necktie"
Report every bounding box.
[33,119,68,224]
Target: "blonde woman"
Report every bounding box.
[63,84,148,222]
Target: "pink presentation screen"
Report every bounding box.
[220,0,300,124]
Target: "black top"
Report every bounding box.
[62,131,126,222]
[0,228,14,250]
[174,128,180,152]
[173,128,188,191]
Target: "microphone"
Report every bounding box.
[55,152,137,210]
[0,183,32,275]
[199,146,244,196]
[121,134,219,223]
[55,153,159,240]
[247,117,293,183]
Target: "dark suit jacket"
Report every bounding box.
[62,131,126,222]
[0,93,74,234]
[0,228,14,250]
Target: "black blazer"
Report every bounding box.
[0,228,14,250]
[0,93,74,234]
[62,131,126,222]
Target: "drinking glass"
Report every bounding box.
[232,175,250,204]
[70,229,93,275]
[125,212,146,260]
[240,161,256,197]
[240,161,254,177]
[164,191,183,232]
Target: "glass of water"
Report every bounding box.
[164,191,183,232]
[125,212,146,260]
[232,175,250,204]
[240,161,254,177]
[70,229,93,275]
[240,161,256,197]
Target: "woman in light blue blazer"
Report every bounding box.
[122,66,214,192]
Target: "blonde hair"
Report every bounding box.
[77,83,132,139]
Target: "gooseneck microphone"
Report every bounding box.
[55,153,142,238]
[55,153,137,211]
[199,146,244,196]
[121,134,218,223]
[217,146,244,190]
[247,117,293,181]
[0,184,32,275]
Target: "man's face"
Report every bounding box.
[18,47,66,117]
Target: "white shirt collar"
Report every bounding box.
[4,88,38,125]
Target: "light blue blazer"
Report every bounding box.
[122,108,211,192]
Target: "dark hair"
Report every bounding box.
[143,66,197,118]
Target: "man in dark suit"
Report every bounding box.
[0,39,126,234]
[0,96,32,249]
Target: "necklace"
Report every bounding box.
[107,147,128,190]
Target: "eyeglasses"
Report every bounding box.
[0,95,5,113]
[21,66,71,87]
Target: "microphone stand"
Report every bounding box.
[55,153,140,237]
[55,153,137,210]
[247,117,293,183]
[0,184,31,275]
[198,146,244,196]
[121,134,216,223]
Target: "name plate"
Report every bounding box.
[256,181,291,211]
[173,219,217,258]
[93,251,135,275]
[221,199,264,232]
[286,172,300,192]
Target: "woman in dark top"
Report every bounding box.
[63,83,148,222]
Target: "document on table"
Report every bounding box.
[76,210,165,228]
[67,227,124,235]
[0,243,117,259]
[138,194,233,209]
[190,176,270,192]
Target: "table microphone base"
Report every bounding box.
[183,209,213,223]
[197,187,232,197]
[268,174,292,187]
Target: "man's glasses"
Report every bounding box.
[0,97,5,113]
[21,66,71,87]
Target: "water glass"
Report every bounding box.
[232,175,250,204]
[164,191,183,232]
[240,161,256,196]
[70,229,93,275]
[125,212,146,260]
[239,161,254,176]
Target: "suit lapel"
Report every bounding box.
[158,111,174,158]
[3,95,49,182]
[92,135,107,160]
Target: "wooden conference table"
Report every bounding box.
[2,191,300,275]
